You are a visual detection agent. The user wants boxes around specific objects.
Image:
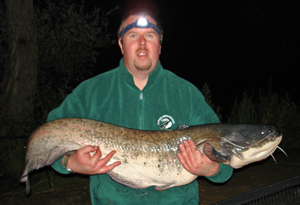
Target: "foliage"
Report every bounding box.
[0,0,118,177]
[37,0,110,86]
[0,0,118,136]
[0,138,27,177]
[0,2,8,84]
[34,0,118,123]
[201,83,222,122]
[228,90,300,150]
[228,91,257,123]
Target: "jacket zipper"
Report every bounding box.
[139,91,144,129]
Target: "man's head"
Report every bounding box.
[120,18,161,39]
[118,11,163,44]
[118,10,163,75]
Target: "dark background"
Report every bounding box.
[84,0,299,117]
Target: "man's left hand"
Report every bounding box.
[177,140,220,176]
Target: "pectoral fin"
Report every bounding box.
[203,143,229,163]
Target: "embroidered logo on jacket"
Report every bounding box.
[157,115,175,130]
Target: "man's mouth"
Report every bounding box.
[137,50,148,56]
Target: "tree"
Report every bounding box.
[33,1,118,122]
[0,0,37,135]
[0,1,118,136]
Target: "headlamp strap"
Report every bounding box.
[120,18,161,38]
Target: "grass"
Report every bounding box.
[0,138,27,178]
[228,90,300,150]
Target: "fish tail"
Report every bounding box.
[20,175,31,196]
[26,176,31,196]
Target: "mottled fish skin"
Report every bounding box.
[20,118,283,194]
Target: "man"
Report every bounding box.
[48,10,233,205]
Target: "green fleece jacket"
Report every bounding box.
[48,58,233,205]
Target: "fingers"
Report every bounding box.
[90,146,102,165]
[178,140,221,176]
[97,153,121,174]
[93,150,121,174]
[177,149,190,172]
[178,140,200,167]
[178,140,203,174]
[69,145,120,175]
[97,150,116,168]
[79,145,98,154]
[178,142,191,171]
[92,150,121,174]
[187,140,202,163]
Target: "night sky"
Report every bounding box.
[85,0,300,116]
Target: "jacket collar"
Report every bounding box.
[118,57,163,91]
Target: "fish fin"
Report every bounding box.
[20,175,31,196]
[65,150,77,155]
[107,172,148,189]
[154,183,174,191]
[19,175,30,196]
[26,176,31,196]
[203,143,229,163]
[177,125,189,129]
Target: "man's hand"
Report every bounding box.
[177,140,220,176]
[66,145,121,175]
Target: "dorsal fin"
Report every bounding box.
[177,125,189,129]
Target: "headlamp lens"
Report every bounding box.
[136,18,148,27]
[120,18,161,38]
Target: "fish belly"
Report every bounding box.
[100,145,197,190]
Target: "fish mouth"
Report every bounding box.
[203,131,284,168]
[221,131,283,168]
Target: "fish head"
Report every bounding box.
[221,124,283,168]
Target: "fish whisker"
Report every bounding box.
[277,146,288,157]
[219,137,245,149]
[270,146,287,164]
[271,154,277,164]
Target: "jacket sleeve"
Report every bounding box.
[206,163,233,183]
[47,92,85,174]
[190,88,233,183]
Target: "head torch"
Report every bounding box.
[120,18,161,38]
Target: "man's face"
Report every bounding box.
[118,15,162,75]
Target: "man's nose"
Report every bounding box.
[139,35,146,46]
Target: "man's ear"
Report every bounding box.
[159,38,162,54]
[118,38,124,54]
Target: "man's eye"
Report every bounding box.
[130,34,137,38]
[146,34,153,38]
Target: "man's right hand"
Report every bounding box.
[65,145,121,175]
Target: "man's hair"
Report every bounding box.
[117,8,163,44]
